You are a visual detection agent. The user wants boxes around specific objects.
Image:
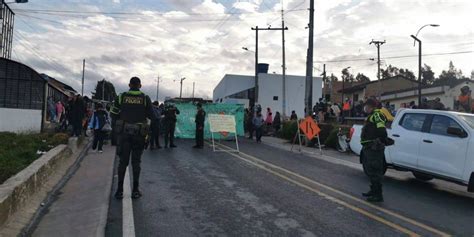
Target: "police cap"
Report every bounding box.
[364,98,377,107]
[130,77,141,86]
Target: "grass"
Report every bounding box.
[0,132,69,184]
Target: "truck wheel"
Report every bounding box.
[468,173,474,192]
[412,172,433,181]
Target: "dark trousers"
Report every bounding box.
[164,122,176,146]
[117,134,145,192]
[195,124,204,147]
[248,124,254,139]
[255,126,263,142]
[150,121,161,147]
[92,130,105,151]
[362,147,385,196]
[72,120,82,137]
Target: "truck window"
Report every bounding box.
[399,113,426,131]
[429,115,464,137]
[460,115,474,129]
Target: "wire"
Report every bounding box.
[316,51,474,63]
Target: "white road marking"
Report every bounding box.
[122,167,136,237]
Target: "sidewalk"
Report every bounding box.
[261,136,361,169]
[32,145,115,237]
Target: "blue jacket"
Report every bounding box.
[88,110,109,130]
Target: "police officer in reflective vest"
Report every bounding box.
[360,98,388,202]
[110,77,154,199]
[193,103,206,149]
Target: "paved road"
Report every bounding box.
[106,138,474,237]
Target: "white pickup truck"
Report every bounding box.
[350,109,474,192]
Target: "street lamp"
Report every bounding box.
[341,66,351,105]
[179,77,186,99]
[411,24,440,106]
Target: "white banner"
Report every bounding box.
[208,114,236,133]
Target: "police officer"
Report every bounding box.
[360,98,388,202]
[163,103,180,148]
[110,77,154,199]
[193,103,206,149]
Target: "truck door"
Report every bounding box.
[390,113,427,168]
[418,115,469,179]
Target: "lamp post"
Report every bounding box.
[411,24,439,106]
[179,77,186,99]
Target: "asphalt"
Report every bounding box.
[104,137,474,236]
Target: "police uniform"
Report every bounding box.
[194,104,206,148]
[360,107,387,202]
[163,104,180,148]
[110,77,154,199]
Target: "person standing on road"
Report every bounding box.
[253,111,264,143]
[163,103,180,148]
[48,96,56,122]
[110,77,154,199]
[88,103,109,153]
[149,101,162,150]
[360,98,388,202]
[71,95,85,137]
[193,103,206,149]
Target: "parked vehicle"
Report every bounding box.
[350,109,474,192]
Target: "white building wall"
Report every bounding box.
[213,74,254,102]
[258,74,322,118]
[0,108,42,133]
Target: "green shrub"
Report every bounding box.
[324,126,351,149]
[0,132,70,184]
[279,120,298,142]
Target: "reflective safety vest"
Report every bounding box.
[343,102,351,111]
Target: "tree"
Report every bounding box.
[355,73,370,83]
[434,61,465,86]
[421,64,435,85]
[470,70,474,80]
[92,79,117,102]
[328,73,338,82]
[381,65,416,80]
[341,68,355,84]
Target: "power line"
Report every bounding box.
[316,50,474,63]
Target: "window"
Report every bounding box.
[273,96,278,101]
[429,115,464,137]
[460,115,474,129]
[400,113,427,132]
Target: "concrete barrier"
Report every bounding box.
[0,139,78,230]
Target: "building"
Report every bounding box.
[213,73,323,118]
[338,75,420,103]
[381,79,474,110]
[323,81,365,104]
[0,58,79,133]
[42,74,77,103]
[0,58,46,132]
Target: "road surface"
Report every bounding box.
[105,138,474,236]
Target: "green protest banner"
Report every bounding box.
[174,103,245,139]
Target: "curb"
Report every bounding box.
[20,138,92,236]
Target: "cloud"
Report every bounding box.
[10,0,474,101]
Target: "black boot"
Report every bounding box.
[366,186,383,202]
[114,189,124,199]
[132,187,142,199]
[362,185,375,197]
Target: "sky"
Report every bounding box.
[9,0,474,100]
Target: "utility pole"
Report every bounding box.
[251,25,288,107]
[305,0,315,117]
[81,59,85,96]
[192,82,195,100]
[179,77,186,99]
[281,8,287,117]
[370,40,385,99]
[321,64,326,99]
[156,76,160,102]
[102,78,105,101]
